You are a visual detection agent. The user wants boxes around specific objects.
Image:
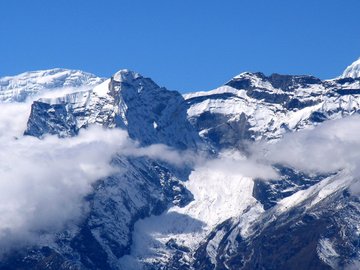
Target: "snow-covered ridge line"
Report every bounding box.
[341,58,360,79]
[0,68,105,103]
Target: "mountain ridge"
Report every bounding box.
[1,58,360,269]
[2,57,360,103]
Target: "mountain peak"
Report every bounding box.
[112,69,141,83]
[341,58,360,78]
[227,71,321,92]
[232,71,265,80]
[109,69,161,95]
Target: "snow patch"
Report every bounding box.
[317,238,339,269]
[341,58,360,79]
[119,153,259,267]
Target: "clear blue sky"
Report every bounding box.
[1,0,360,92]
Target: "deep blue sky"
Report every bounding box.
[1,0,360,92]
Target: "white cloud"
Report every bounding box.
[0,127,122,251]
[126,143,198,167]
[0,100,193,252]
[249,115,360,190]
[0,103,30,139]
[202,150,278,180]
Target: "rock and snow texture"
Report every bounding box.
[119,153,261,268]
[0,68,104,102]
[341,58,360,78]
[1,58,360,269]
[185,71,360,150]
[24,69,203,151]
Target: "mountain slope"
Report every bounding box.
[1,59,360,269]
[0,68,104,102]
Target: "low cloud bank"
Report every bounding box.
[0,127,121,251]
[201,150,278,180]
[250,115,360,193]
[0,101,192,253]
[196,115,360,185]
[2,86,360,255]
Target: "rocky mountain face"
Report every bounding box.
[185,71,360,147]
[1,59,360,269]
[24,69,202,150]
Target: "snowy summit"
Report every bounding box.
[341,58,360,78]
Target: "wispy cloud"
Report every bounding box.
[2,84,360,257]
[199,150,278,180]
[0,93,195,253]
[249,115,360,191]
[0,126,121,251]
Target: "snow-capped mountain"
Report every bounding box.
[341,58,360,79]
[24,69,203,150]
[0,68,104,102]
[1,59,360,270]
[185,71,360,148]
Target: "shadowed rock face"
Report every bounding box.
[227,72,322,92]
[267,73,322,91]
[107,72,202,150]
[24,101,78,138]
[226,73,323,109]
[253,166,332,210]
[187,110,254,151]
